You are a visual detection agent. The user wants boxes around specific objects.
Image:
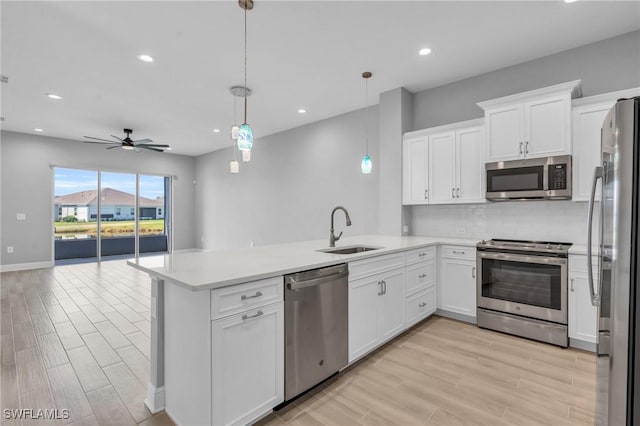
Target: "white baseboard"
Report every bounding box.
[0,261,54,272]
[569,338,596,352]
[145,384,165,414]
[436,309,477,324]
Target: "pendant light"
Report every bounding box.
[229,90,240,174]
[361,71,373,174]
[237,0,254,152]
[230,85,252,169]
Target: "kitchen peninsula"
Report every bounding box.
[128,234,478,425]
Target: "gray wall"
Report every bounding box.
[408,30,639,243]
[194,107,379,250]
[413,30,640,130]
[0,131,197,266]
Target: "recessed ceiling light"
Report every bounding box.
[46,93,63,100]
[298,109,307,114]
[34,128,44,132]
[137,54,154,63]
[418,48,432,56]
[564,0,577,3]
[213,129,221,133]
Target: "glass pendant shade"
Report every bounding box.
[242,150,251,162]
[231,124,240,140]
[361,154,372,174]
[229,160,240,174]
[237,123,253,151]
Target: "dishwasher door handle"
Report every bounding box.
[287,270,349,291]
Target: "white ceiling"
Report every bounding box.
[2,1,639,156]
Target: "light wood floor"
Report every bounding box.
[260,318,596,426]
[2,261,596,426]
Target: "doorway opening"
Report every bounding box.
[53,167,171,263]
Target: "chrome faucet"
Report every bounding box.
[329,206,352,247]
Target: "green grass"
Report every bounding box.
[54,219,165,237]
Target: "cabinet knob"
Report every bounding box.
[419,302,427,308]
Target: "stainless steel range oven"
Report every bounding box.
[476,239,571,347]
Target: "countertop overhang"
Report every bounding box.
[127,235,478,291]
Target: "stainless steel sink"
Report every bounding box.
[317,245,381,255]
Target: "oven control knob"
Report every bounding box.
[480,240,486,245]
[546,244,552,249]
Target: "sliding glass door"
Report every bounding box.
[53,167,171,263]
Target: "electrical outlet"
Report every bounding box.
[403,225,409,234]
[7,246,14,253]
[16,213,26,221]
[456,227,467,235]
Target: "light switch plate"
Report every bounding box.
[7,246,13,253]
[16,213,26,221]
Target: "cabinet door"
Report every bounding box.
[485,104,523,161]
[377,269,405,342]
[428,131,456,204]
[569,274,598,343]
[572,102,612,201]
[211,302,284,426]
[440,258,477,317]
[456,126,485,203]
[402,136,429,204]
[524,94,570,158]
[348,275,381,362]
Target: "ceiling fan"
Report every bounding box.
[84,128,170,152]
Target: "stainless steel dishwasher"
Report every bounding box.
[284,263,348,401]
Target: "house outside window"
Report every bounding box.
[158,208,162,215]
[74,207,77,216]
[116,207,121,216]
[130,208,135,216]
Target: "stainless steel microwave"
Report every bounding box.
[485,155,572,201]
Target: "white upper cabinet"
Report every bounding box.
[478,80,581,162]
[429,131,456,204]
[403,119,484,206]
[402,136,429,204]
[571,88,640,202]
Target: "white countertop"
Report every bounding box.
[127,235,478,291]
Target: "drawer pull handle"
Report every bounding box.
[452,250,465,255]
[419,302,427,308]
[418,274,427,278]
[570,278,575,292]
[472,267,476,279]
[242,310,264,321]
[418,253,427,257]
[241,291,263,300]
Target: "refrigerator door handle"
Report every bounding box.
[587,166,604,307]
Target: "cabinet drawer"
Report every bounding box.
[405,287,436,328]
[211,276,283,320]
[349,253,405,281]
[441,245,476,260]
[405,260,436,296]
[405,246,436,265]
[569,255,599,273]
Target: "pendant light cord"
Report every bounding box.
[244,7,248,124]
[364,76,369,155]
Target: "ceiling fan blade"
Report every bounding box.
[106,145,121,150]
[132,138,154,144]
[84,140,120,145]
[134,143,170,148]
[84,136,119,143]
[136,145,164,152]
[110,135,125,142]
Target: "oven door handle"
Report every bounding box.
[587,166,603,307]
[477,251,567,266]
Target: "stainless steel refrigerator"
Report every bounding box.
[587,96,639,425]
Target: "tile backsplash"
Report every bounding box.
[410,201,590,245]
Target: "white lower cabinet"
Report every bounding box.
[569,254,598,345]
[348,266,405,362]
[439,246,477,319]
[211,294,284,426]
[405,286,436,328]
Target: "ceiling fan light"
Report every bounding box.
[237,123,253,151]
[122,145,135,151]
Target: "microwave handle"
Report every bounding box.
[587,166,603,307]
